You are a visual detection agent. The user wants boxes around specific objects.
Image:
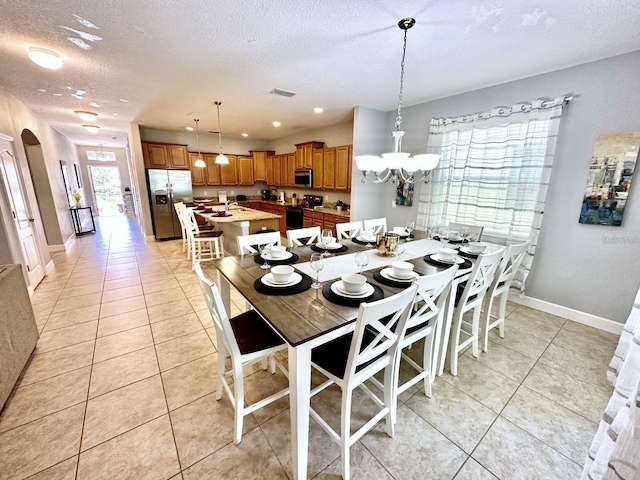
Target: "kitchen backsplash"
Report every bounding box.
[192,183,350,205]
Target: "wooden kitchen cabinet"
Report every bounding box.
[272,155,282,186]
[142,142,189,168]
[204,154,222,185]
[287,153,296,187]
[324,213,349,236]
[322,147,336,190]
[303,210,349,235]
[237,155,254,185]
[312,148,323,189]
[188,153,206,186]
[250,150,274,182]
[220,155,238,185]
[335,145,352,191]
[295,141,324,169]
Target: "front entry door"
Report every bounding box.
[0,136,44,287]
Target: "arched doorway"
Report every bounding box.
[21,129,64,247]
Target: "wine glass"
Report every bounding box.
[355,251,369,273]
[460,226,470,244]
[364,226,375,248]
[405,221,415,241]
[440,229,450,248]
[310,253,324,289]
[394,243,405,261]
[320,229,333,256]
[258,238,272,269]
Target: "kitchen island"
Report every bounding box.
[193,206,281,255]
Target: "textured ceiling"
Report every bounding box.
[0,0,639,147]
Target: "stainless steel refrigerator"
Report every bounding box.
[147,169,193,240]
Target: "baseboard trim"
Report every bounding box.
[508,293,623,335]
[48,244,66,252]
[64,234,75,250]
[145,235,156,242]
[45,259,55,275]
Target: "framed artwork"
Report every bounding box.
[396,180,414,206]
[74,163,83,188]
[579,131,638,226]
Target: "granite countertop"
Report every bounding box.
[192,206,280,223]
[304,206,350,218]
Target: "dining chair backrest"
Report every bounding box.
[345,285,417,383]
[458,249,503,305]
[363,217,387,235]
[194,263,237,357]
[237,231,281,255]
[335,221,363,240]
[448,222,484,240]
[286,226,321,247]
[403,266,458,344]
[488,241,530,296]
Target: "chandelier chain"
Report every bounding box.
[194,118,202,156]
[215,101,223,154]
[395,27,408,130]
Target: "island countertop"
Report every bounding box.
[192,206,281,223]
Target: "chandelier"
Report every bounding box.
[193,119,205,168]
[354,18,440,184]
[214,101,229,165]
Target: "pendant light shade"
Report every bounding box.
[214,101,229,165]
[354,18,440,184]
[193,119,205,168]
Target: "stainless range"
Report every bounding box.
[285,194,323,229]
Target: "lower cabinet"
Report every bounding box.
[303,210,348,235]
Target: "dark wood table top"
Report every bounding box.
[208,239,463,347]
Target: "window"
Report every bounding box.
[86,150,116,161]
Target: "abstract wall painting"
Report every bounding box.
[579,131,638,226]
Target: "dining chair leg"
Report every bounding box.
[340,389,353,480]
[269,354,276,374]
[450,312,463,377]
[472,306,481,358]
[481,295,495,353]
[233,362,245,445]
[423,338,433,398]
[383,364,395,438]
[261,358,268,370]
[216,334,226,400]
[497,292,508,338]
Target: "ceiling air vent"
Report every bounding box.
[270,88,297,98]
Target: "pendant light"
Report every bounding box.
[354,18,440,184]
[193,119,205,168]
[214,101,229,165]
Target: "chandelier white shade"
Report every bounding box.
[193,119,206,168]
[214,101,229,165]
[354,18,440,184]
[74,110,98,121]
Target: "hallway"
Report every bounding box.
[0,216,617,479]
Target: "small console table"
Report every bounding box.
[70,206,96,236]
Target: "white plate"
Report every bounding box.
[261,272,302,288]
[356,236,376,243]
[331,281,375,299]
[380,268,418,281]
[262,251,293,261]
[392,228,409,237]
[459,246,480,255]
[431,254,465,265]
[317,242,343,250]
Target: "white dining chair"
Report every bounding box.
[449,249,503,376]
[481,241,530,352]
[335,221,363,240]
[173,202,188,253]
[363,217,387,235]
[384,266,458,404]
[184,209,223,268]
[194,263,289,445]
[286,226,321,247]
[308,285,417,480]
[236,231,281,255]
[448,222,484,240]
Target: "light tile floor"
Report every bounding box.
[0,216,618,479]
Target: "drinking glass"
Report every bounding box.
[258,238,272,269]
[460,226,470,243]
[364,226,375,248]
[320,229,333,256]
[394,243,405,261]
[355,251,369,273]
[310,253,324,289]
[405,221,415,241]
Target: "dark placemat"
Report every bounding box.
[432,236,468,244]
[254,273,312,295]
[351,237,376,246]
[373,269,414,288]
[310,244,348,253]
[457,249,479,259]
[253,252,299,266]
[322,281,384,307]
[423,254,472,270]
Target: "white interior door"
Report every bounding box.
[0,137,44,287]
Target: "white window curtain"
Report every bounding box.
[417,96,571,293]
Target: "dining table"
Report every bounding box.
[207,235,477,480]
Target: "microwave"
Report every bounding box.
[294,169,313,187]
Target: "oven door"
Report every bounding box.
[286,206,304,229]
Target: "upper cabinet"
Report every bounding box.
[250,150,274,182]
[312,145,352,191]
[142,142,189,169]
[237,155,254,185]
[188,153,206,186]
[335,145,352,191]
[295,141,324,169]
[219,155,238,185]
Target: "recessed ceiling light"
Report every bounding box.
[185,127,194,131]
[28,47,63,69]
[119,99,129,103]
[82,125,100,133]
[74,110,98,121]
[112,113,118,116]
[53,93,63,96]
[272,121,281,127]
[314,107,324,113]
[37,89,47,92]
[241,133,249,137]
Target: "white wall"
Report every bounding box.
[140,127,268,154]
[266,122,353,153]
[366,51,640,323]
